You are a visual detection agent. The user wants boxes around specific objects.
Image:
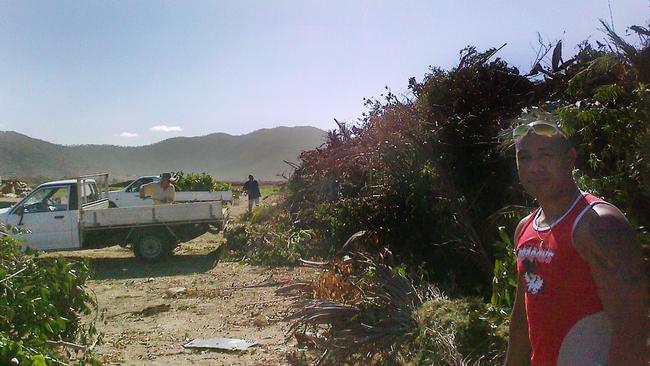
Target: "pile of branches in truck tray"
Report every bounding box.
[0,180,32,197]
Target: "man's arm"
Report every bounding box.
[139,183,150,199]
[166,184,176,203]
[504,215,532,366]
[573,204,648,366]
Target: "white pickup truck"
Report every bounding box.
[0,174,229,262]
[108,175,233,208]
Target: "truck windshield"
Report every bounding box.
[127,177,155,192]
[22,186,70,213]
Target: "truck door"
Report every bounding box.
[6,185,76,250]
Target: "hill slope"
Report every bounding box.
[0,126,325,181]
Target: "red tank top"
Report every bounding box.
[516,193,611,366]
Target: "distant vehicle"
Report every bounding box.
[108,175,159,207]
[0,174,229,262]
[108,175,232,208]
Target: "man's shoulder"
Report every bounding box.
[574,202,627,236]
[572,201,634,254]
[514,212,535,244]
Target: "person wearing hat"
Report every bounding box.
[139,173,176,205]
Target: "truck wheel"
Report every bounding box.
[108,201,117,208]
[134,234,168,262]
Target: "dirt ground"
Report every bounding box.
[56,199,317,366]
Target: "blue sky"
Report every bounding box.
[1,0,648,146]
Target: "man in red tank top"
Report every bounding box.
[503,121,647,366]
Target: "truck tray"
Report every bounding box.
[82,201,224,229]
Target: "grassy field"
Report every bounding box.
[260,184,282,198]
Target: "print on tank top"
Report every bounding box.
[518,239,555,295]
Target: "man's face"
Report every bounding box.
[160,178,171,189]
[515,134,575,199]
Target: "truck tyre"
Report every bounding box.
[134,234,168,262]
[108,201,117,208]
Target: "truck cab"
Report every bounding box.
[0,179,101,251]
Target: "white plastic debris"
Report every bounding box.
[183,338,257,351]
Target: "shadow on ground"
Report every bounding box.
[66,246,226,280]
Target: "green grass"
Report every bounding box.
[260,184,282,198]
[177,303,193,311]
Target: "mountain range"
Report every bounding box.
[0,126,326,181]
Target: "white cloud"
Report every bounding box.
[149,125,183,132]
[118,132,139,138]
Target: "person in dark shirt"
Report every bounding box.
[242,174,261,213]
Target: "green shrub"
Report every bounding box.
[308,199,378,249]
[490,226,518,310]
[558,52,650,229]
[223,225,248,252]
[0,233,101,365]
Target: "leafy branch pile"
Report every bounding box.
[0,226,101,365]
[285,22,649,296]
[173,172,232,192]
[281,21,648,365]
[224,206,323,266]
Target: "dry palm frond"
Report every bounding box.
[600,20,638,61]
[599,20,650,82]
[284,253,426,365]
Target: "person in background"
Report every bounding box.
[503,120,647,366]
[242,174,261,214]
[140,172,176,205]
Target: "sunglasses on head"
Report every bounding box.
[513,121,565,143]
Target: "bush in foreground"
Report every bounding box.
[0,228,101,365]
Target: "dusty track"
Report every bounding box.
[57,199,316,365]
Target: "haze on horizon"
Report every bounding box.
[1,0,647,146]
